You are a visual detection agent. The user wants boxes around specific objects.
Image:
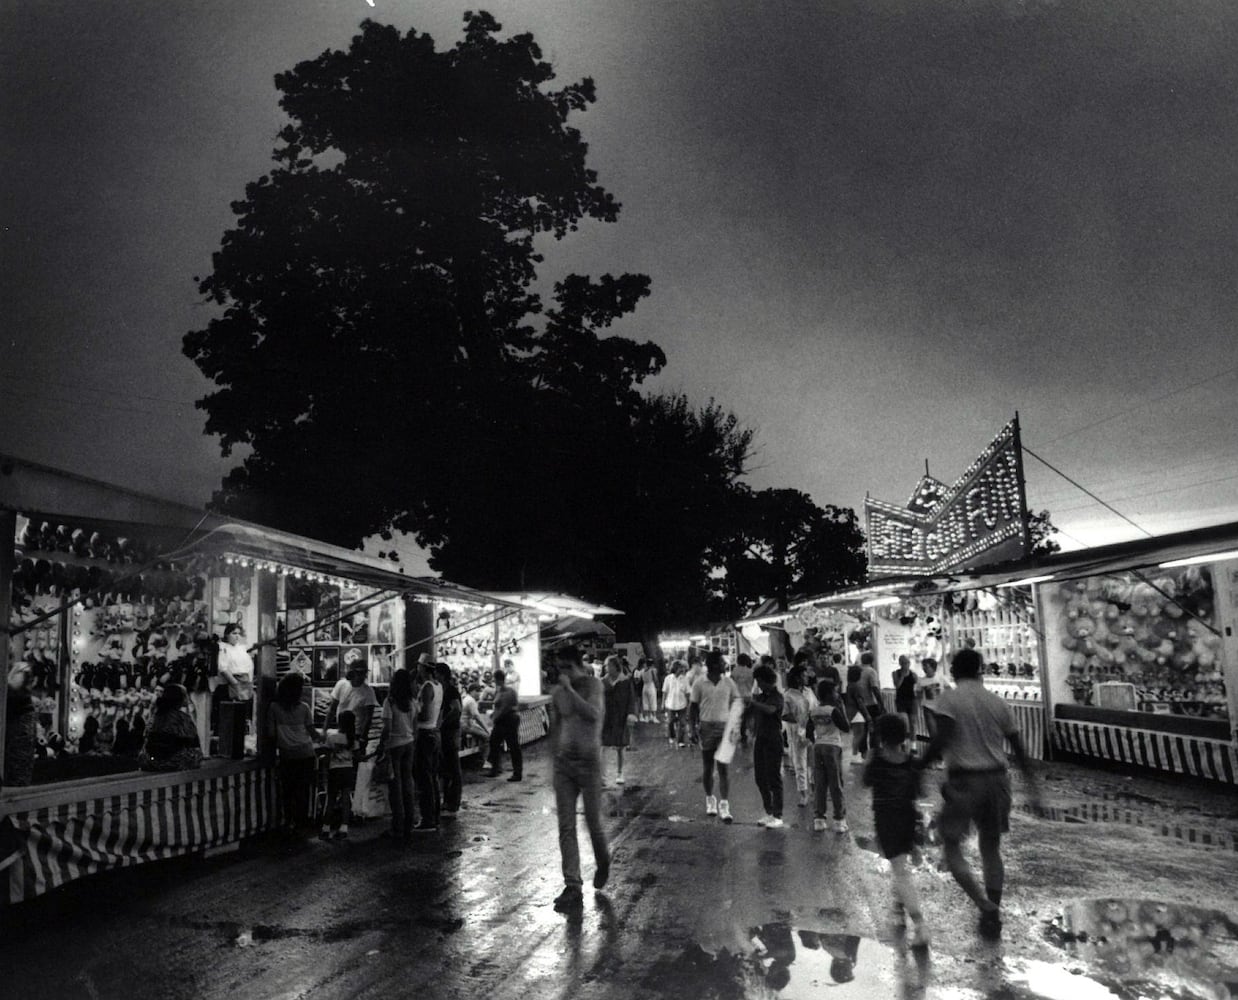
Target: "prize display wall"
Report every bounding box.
[7,515,257,785]
[1043,566,1228,720]
[432,599,540,697]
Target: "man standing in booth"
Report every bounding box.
[487,669,522,781]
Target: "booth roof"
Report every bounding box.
[541,615,617,643]
[0,451,515,607]
[790,516,1238,609]
[486,592,623,618]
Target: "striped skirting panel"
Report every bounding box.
[2,765,278,905]
[517,702,551,745]
[880,692,1046,760]
[1052,720,1238,785]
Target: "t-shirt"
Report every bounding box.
[330,678,379,718]
[730,663,755,699]
[863,751,921,812]
[807,702,849,747]
[218,643,254,701]
[933,679,1016,772]
[894,671,919,711]
[662,674,689,711]
[814,663,843,691]
[461,693,490,733]
[269,702,315,759]
[917,674,944,705]
[492,686,519,725]
[751,688,785,746]
[690,675,738,724]
[325,729,353,770]
[856,665,882,706]
[381,698,416,749]
[782,687,817,729]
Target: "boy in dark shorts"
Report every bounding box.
[863,714,928,947]
[919,648,1043,940]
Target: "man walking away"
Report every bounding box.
[689,650,739,823]
[919,648,1043,940]
[487,669,522,781]
[550,645,610,912]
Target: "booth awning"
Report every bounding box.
[541,615,616,644]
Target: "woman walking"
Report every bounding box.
[601,655,637,785]
[268,672,319,833]
[379,667,418,841]
[845,663,872,761]
[640,658,660,722]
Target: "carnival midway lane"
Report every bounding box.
[2,727,1237,1000]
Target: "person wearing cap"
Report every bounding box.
[327,658,377,758]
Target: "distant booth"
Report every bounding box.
[791,417,1236,781]
[0,455,540,904]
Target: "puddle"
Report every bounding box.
[852,835,942,871]
[1044,898,1238,999]
[1026,802,1238,852]
[645,926,918,999]
[667,815,692,823]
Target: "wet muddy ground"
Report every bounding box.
[1,728,1236,999]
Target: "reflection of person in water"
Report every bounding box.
[751,922,796,990]
[797,931,860,984]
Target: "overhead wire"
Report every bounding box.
[1022,445,1154,539]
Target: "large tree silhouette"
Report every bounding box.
[184,13,751,638]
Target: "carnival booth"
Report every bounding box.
[1024,522,1238,784]
[0,455,524,904]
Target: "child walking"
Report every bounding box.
[863,714,930,948]
[807,679,850,833]
[321,711,358,840]
[749,664,787,828]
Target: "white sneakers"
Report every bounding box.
[719,800,733,824]
[763,816,785,829]
[705,795,718,816]
[812,818,828,832]
[616,774,625,785]
[833,818,849,834]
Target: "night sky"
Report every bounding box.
[5,0,1238,553]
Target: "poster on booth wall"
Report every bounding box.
[341,645,367,679]
[314,588,340,642]
[313,646,341,687]
[371,600,398,645]
[370,644,394,685]
[341,608,369,644]
[288,647,313,678]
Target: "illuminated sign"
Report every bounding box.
[864,419,1029,575]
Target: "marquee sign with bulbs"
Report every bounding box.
[864,417,1030,576]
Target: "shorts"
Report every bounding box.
[874,805,917,859]
[699,721,727,754]
[328,767,356,795]
[939,769,1011,842]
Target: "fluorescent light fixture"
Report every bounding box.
[995,575,1055,589]
[861,595,901,608]
[1159,549,1238,568]
[688,634,707,643]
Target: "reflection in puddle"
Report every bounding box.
[1024,802,1238,852]
[1045,898,1238,1000]
[747,923,928,998]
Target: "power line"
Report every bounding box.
[1034,363,1238,449]
[0,384,204,422]
[1029,451,1238,505]
[1048,468,1238,515]
[0,371,196,410]
[1022,445,1154,538]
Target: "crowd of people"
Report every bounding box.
[544,640,1042,945]
[264,636,1042,945]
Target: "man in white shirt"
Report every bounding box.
[689,650,739,823]
[326,660,378,751]
[462,682,491,742]
[412,659,444,832]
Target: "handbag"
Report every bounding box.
[372,751,392,784]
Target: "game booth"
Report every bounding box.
[0,455,544,904]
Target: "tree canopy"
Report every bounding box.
[184,13,757,641]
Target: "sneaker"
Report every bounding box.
[678,742,686,749]
[756,814,773,827]
[719,800,733,824]
[910,920,931,948]
[765,817,785,830]
[978,908,1002,940]
[668,738,676,746]
[833,818,849,834]
[705,795,718,816]
[411,823,438,833]
[593,857,610,890]
[616,774,625,785]
[813,818,828,832]
[333,826,349,840]
[553,886,584,912]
